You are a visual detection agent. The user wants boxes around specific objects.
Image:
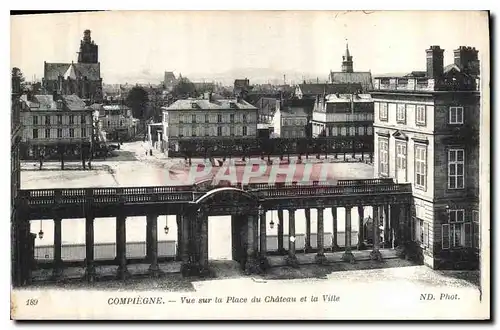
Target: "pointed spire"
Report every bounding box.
[344,39,351,59]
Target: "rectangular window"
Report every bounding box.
[32,129,38,139]
[243,126,247,136]
[448,148,465,189]
[45,128,50,138]
[349,126,356,136]
[69,115,74,125]
[57,128,62,138]
[367,126,373,135]
[449,106,464,124]
[192,114,196,123]
[179,127,184,137]
[45,116,50,125]
[217,114,222,123]
[415,145,427,190]
[33,116,38,125]
[378,137,389,176]
[57,115,62,125]
[396,104,406,124]
[358,126,364,135]
[442,209,470,249]
[340,127,347,136]
[230,114,235,123]
[179,115,184,123]
[230,126,235,136]
[217,126,222,136]
[417,219,429,247]
[69,128,74,138]
[81,115,86,124]
[473,210,480,250]
[396,142,407,170]
[416,105,426,126]
[81,128,86,138]
[379,102,388,121]
[243,114,247,122]
[205,114,209,123]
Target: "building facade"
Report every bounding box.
[162,94,258,152]
[311,93,374,139]
[19,93,94,159]
[272,106,309,139]
[96,104,137,141]
[43,30,103,104]
[371,45,480,270]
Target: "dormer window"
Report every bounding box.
[56,100,63,110]
[191,102,198,109]
[229,102,237,109]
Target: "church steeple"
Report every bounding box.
[341,40,353,73]
[77,29,99,64]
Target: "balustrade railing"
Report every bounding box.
[20,181,412,207]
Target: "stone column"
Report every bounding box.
[286,209,299,267]
[198,213,209,274]
[85,216,96,282]
[175,215,182,261]
[277,209,285,255]
[331,207,339,251]
[148,214,160,276]
[305,208,312,253]
[180,212,193,276]
[52,217,63,279]
[391,204,400,248]
[259,207,268,268]
[342,206,355,262]
[357,206,366,250]
[116,215,129,279]
[145,214,153,261]
[370,206,383,261]
[245,213,260,274]
[383,204,390,248]
[315,207,327,264]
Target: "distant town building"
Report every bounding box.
[163,71,178,91]
[19,93,93,159]
[234,78,251,97]
[272,104,309,139]
[311,93,374,138]
[328,43,373,92]
[161,93,258,153]
[94,104,138,141]
[295,83,362,100]
[371,45,480,270]
[42,30,103,104]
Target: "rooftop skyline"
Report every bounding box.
[11,11,488,85]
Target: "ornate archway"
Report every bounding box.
[182,187,260,276]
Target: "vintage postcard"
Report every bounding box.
[10,10,490,320]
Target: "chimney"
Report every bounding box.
[426,45,444,78]
[208,92,213,102]
[454,46,480,76]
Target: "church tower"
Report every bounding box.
[341,42,353,73]
[77,29,99,63]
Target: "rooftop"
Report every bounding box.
[163,98,257,111]
[20,94,89,111]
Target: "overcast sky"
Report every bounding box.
[11,11,489,84]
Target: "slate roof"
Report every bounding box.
[328,72,373,91]
[297,83,362,96]
[281,107,309,117]
[20,94,89,111]
[44,62,101,81]
[163,98,257,111]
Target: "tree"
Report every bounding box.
[172,78,196,99]
[125,86,149,120]
[11,67,26,93]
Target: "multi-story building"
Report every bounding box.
[329,43,373,92]
[311,93,374,138]
[371,45,480,270]
[19,93,94,159]
[95,104,137,141]
[272,106,309,139]
[162,93,258,153]
[42,30,103,104]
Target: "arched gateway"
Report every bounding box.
[180,186,264,276]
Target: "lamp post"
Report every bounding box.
[38,220,44,240]
[164,218,169,235]
[269,211,275,230]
